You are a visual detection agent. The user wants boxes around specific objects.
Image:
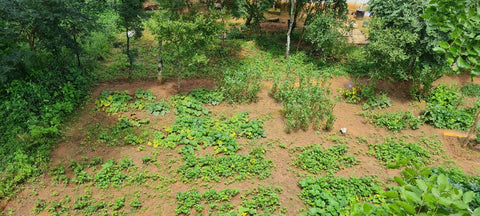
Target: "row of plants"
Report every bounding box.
[175,186,284,216]
[344,84,480,134]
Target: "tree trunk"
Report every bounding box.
[157,41,163,84]
[285,0,295,59]
[73,34,81,68]
[126,27,132,70]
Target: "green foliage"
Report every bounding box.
[160,110,265,150]
[146,101,170,116]
[175,188,239,215]
[115,0,147,69]
[423,0,480,78]
[293,145,359,174]
[240,186,283,215]
[340,84,392,110]
[149,12,221,85]
[305,13,350,60]
[175,186,283,216]
[95,90,132,115]
[134,89,156,101]
[220,67,263,104]
[365,111,422,132]
[368,138,431,168]
[299,176,382,215]
[0,67,91,198]
[351,166,480,215]
[178,147,273,183]
[461,84,480,97]
[172,95,210,117]
[366,0,449,97]
[188,88,224,106]
[271,66,336,132]
[423,84,478,130]
[94,159,128,189]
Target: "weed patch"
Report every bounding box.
[292,145,359,174]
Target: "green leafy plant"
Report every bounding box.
[271,70,336,132]
[189,88,224,106]
[368,138,431,168]
[351,165,480,215]
[423,84,478,131]
[365,110,421,132]
[220,67,263,104]
[240,186,283,215]
[146,101,170,116]
[293,145,359,174]
[134,89,156,101]
[299,176,382,215]
[95,90,132,115]
[461,84,480,97]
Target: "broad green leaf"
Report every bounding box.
[437,174,448,192]
[439,41,450,49]
[468,56,478,65]
[416,179,428,192]
[383,191,399,199]
[405,190,422,204]
[452,200,469,210]
[457,56,472,70]
[438,197,452,206]
[394,200,416,215]
[422,193,437,208]
[394,176,406,186]
[463,191,474,203]
[433,47,446,54]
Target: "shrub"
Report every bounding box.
[220,67,263,104]
[271,71,336,132]
[423,84,478,131]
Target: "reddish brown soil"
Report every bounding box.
[3,73,480,215]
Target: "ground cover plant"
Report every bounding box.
[292,144,359,174]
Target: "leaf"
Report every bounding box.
[405,190,422,204]
[394,200,416,215]
[439,41,450,49]
[457,56,472,70]
[394,176,406,186]
[452,200,469,210]
[383,191,399,199]
[463,191,474,203]
[416,179,428,192]
[437,174,449,192]
[433,47,446,54]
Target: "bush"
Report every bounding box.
[423,84,478,131]
[220,67,263,104]
[305,13,350,60]
[0,67,90,198]
[271,69,336,132]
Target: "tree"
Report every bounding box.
[150,13,220,90]
[285,0,295,59]
[423,0,480,80]
[116,0,146,70]
[295,0,348,51]
[241,0,274,32]
[366,0,449,98]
